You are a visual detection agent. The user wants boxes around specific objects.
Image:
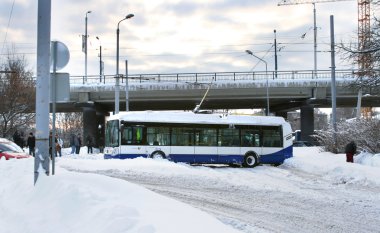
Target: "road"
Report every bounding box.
[89,165,380,233]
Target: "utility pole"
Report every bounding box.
[313,3,317,78]
[96,36,103,83]
[35,0,51,183]
[330,15,337,153]
[274,29,278,79]
[84,11,91,83]
[278,0,353,79]
[125,60,129,111]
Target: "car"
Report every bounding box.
[293,141,314,147]
[0,138,30,160]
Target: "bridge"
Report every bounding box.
[65,69,379,112]
[60,69,380,144]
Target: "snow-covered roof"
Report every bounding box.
[108,111,286,126]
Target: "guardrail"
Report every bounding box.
[69,69,358,85]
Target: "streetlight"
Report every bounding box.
[115,13,134,114]
[274,29,278,79]
[96,36,103,83]
[84,10,92,83]
[245,49,270,116]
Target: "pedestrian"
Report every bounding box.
[98,136,104,153]
[49,132,56,159]
[56,134,62,157]
[26,132,36,157]
[20,131,26,148]
[13,130,21,148]
[345,141,357,163]
[75,133,82,154]
[70,133,76,154]
[86,134,93,154]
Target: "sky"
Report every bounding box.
[0,0,362,77]
[1,146,379,233]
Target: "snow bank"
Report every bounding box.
[0,158,239,233]
[283,147,380,186]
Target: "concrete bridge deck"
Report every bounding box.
[64,69,380,113]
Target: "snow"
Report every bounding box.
[108,110,286,125]
[1,147,379,233]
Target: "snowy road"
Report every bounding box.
[92,164,380,233]
[59,147,380,233]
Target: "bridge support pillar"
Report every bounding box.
[81,104,108,151]
[83,107,98,150]
[300,105,314,142]
[96,113,106,150]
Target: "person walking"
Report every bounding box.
[26,132,36,157]
[86,134,93,154]
[75,134,82,154]
[70,134,76,154]
[345,141,357,163]
[20,131,26,148]
[13,130,21,148]
[56,134,62,157]
[98,136,104,153]
[48,131,58,159]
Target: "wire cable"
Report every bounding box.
[1,0,16,58]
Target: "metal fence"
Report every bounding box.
[69,69,358,85]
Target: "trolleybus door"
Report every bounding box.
[193,128,218,163]
[169,127,194,163]
[217,127,241,164]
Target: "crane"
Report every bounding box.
[278,0,354,79]
[278,0,351,4]
[278,0,373,118]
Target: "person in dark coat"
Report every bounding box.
[98,136,104,153]
[86,134,93,154]
[70,134,76,154]
[13,130,21,148]
[345,141,357,163]
[75,134,82,154]
[26,132,36,157]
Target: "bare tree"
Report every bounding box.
[0,51,35,138]
[54,112,83,147]
[313,118,380,154]
[339,1,380,87]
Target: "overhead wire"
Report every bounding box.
[1,0,16,58]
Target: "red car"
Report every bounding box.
[0,138,30,160]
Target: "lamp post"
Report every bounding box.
[96,36,103,83]
[125,60,129,111]
[84,10,91,83]
[274,29,278,79]
[115,13,134,114]
[245,50,269,116]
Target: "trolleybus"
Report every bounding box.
[104,111,293,167]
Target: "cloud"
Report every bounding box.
[0,1,360,76]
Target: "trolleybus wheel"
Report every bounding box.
[243,153,258,168]
[151,151,166,159]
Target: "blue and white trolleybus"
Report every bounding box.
[104,111,293,167]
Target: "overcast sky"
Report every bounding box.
[0,0,360,77]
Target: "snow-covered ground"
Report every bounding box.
[1,147,379,233]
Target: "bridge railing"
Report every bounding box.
[70,69,357,85]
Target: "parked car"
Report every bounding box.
[0,138,30,160]
[293,141,314,147]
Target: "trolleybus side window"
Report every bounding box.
[241,128,261,147]
[218,128,240,147]
[105,120,119,147]
[171,127,194,146]
[121,125,145,145]
[262,126,282,147]
[147,127,170,146]
[195,128,217,146]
